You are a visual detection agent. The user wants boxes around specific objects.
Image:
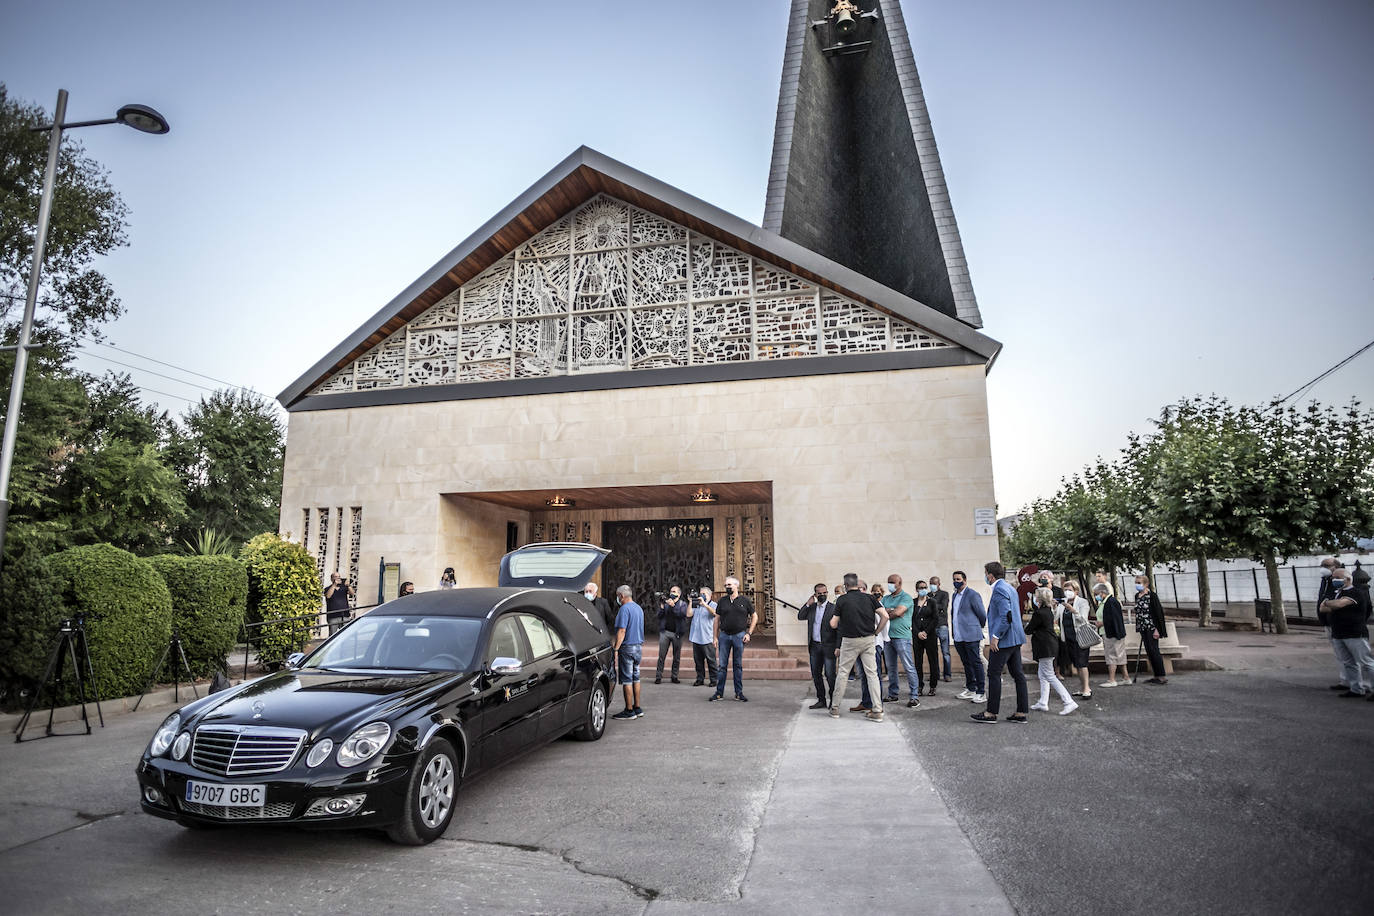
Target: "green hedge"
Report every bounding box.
[240,533,320,668]
[146,554,248,678]
[47,544,173,701]
[0,543,67,708]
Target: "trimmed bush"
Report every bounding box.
[146,554,248,678]
[46,544,173,701]
[240,533,319,667]
[0,543,67,709]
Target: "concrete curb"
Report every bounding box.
[2,678,244,736]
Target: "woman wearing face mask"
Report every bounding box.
[1134,575,1168,684]
[1058,581,1093,698]
[912,581,941,696]
[439,567,457,589]
[1093,582,1130,687]
[1027,587,1077,715]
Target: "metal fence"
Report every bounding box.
[237,604,380,678]
[1110,562,1367,620]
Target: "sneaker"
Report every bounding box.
[864,710,884,722]
[1099,681,1119,688]
[1030,702,1049,712]
[829,707,840,718]
[926,686,937,696]
[809,700,828,710]
[611,709,636,720]
[633,706,644,718]
[885,695,899,703]
[906,698,920,708]
[956,689,974,700]
[709,694,722,702]
[971,693,986,704]
[736,695,749,702]
[1060,702,1079,716]
[1146,677,1168,685]
[1338,690,1365,698]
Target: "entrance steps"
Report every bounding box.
[639,644,811,680]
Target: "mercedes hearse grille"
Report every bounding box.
[191,725,306,776]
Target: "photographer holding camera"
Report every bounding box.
[687,587,718,687]
[324,572,355,634]
[655,586,689,684]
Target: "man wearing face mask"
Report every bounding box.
[584,582,617,632]
[798,583,836,709]
[687,587,719,687]
[655,586,689,684]
[929,575,952,682]
[711,577,756,702]
[971,562,1028,723]
[1322,567,1374,698]
[880,574,919,706]
[950,571,988,702]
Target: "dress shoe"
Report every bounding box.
[692,679,704,686]
[809,700,828,709]
[671,677,681,684]
[654,677,662,685]
[850,704,869,712]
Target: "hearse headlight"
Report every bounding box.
[306,738,335,768]
[171,731,191,760]
[150,713,180,757]
[336,722,390,767]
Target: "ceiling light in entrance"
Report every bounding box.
[691,488,718,504]
[545,495,576,508]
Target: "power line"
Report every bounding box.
[1280,337,1374,404]
[79,336,268,396]
[78,350,218,393]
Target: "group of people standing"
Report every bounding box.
[800,563,1173,725]
[1317,558,1374,699]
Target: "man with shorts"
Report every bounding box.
[611,585,645,720]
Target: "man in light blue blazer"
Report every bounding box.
[972,561,1029,723]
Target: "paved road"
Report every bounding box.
[1,664,1370,914]
[889,666,1374,916]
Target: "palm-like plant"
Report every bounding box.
[183,528,235,556]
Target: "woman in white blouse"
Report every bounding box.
[1058,581,1094,699]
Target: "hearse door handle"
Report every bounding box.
[525,675,539,686]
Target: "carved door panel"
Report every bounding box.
[601,520,714,634]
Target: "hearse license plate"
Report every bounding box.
[185,781,265,807]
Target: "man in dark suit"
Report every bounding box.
[798,583,835,709]
[584,582,617,686]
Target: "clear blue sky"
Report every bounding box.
[4,0,1372,512]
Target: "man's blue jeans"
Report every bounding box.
[715,632,745,697]
[883,637,919,699]
[936,625,951,679]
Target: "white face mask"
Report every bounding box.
[583,591,595,600]
[885,582,897,594]
[1064,591,1076,601]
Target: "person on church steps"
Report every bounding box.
[1134,575,1169,685]
[655,586,688,684]
[688,586,719,688]
[711,577,755,703]
[829,572,889,722]
[880,574,919,707]
[912,580,941,698]
[798,583,836,709]
[928,575,952,682]
[951,570,988,703]
[972,562,1028,724]
[610,585,645,720]
[1027,586,1078,716]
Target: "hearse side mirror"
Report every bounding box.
[285,652,306,670]
[488,657,523,677]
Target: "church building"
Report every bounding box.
[276,0,1002,645]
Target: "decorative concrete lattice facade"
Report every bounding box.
[309,195,953,396]
[348,508,362,607]
[333,507,344,574]
[316,507,329,578]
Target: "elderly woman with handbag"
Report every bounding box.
[1059,581,1097,698]
[1093,582,1130,687]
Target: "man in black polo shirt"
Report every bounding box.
[710,576,755,702]
[324,572,354,635]
[1322,566,1374,698]
[828,572,890,721]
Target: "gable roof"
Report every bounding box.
[277,146,999,411]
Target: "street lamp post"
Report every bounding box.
[0,89,169,576]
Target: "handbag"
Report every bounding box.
[1075,612,1101,648]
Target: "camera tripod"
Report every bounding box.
[13,615,105,743]
[132,626,200,712]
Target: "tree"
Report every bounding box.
[1,84,129,347]
[169,389,284,550]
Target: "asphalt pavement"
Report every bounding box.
[0,659,1370,915]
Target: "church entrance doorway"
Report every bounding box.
[602,519,713,635]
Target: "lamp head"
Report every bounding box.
[116,103,170,135]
